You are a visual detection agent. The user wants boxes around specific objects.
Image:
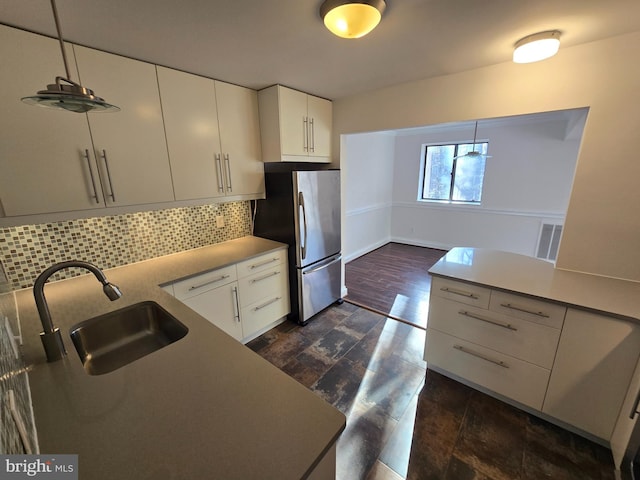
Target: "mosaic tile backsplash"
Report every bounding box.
[0,201,252,290]
[1,291,38,454]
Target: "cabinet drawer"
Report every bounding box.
[489,291,566,329]
[241,295,290,340]
[431,277,491,309]
[428,297,560,369]
[236,249,287,278]
[172,265,237,301]
[238,267,288,308]
[425,328,550,410]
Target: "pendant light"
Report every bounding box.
[452,121,492,160]
[21,0,119,113]
[320,0,386,39]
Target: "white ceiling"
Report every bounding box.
[1,0,640,100]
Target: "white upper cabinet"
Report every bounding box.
[156,66,223,201]
[215,81,264,197]
[73,45,175,207]
[0,26,99,216]
[157,67,264,200]
[258,85,332,163]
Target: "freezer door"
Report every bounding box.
[298,254,342,324]
[293,170,341,268]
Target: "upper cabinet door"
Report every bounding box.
[73,46,175,207]
[157,66,224,201]
[307,95,332,159]
[0,26,101,216]
[215,81,264,197]
[258,85,332,163]
[278,87,309,157]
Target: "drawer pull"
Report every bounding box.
[253,297,281,311]
[188,274,230,291]
[453,344,509,368]
[250,271,280,284]
[440,287,478,299]
[459,310,518,331]
[249,258,279,269]
[499,303,550,318]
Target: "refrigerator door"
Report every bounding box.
[298,253,342,324]
[293,170,341,268]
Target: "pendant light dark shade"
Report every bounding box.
[21,0,119,113]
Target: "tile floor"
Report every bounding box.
[247,302,616,480]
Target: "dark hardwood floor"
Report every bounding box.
[247,303,615,480]
[344,243,447,328]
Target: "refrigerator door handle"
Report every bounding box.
[298,191,307,260]
[303,254,342,275]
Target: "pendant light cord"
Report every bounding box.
[50,0,72,80]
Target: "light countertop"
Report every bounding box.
[429,247,640,322]
[15,236,345,479]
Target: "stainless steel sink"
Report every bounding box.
[70,301,188,375]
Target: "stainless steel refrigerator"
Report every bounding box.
[254,169,341,325]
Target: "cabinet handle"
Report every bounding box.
[458,310,518,331]
[440,287,478,299]
[309,118,315,152]
[453,344,509,368]
[83,149,100,204]
[232,286,240,322]
[249,257,279,270]
[253,297,281,311]
[303,117,308,152]
[499,303,550,318]
[215,154,224,193]
[188,274,230,291]
[224,154,233,192]
[250,271,280,284]
[99,149,116,202]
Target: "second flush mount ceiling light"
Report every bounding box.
[513,30,561,63]
[320,0,386,39]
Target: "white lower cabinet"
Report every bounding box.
[425,281,562,411]
[182,281,243,341]
[542,309,640,440]
[167,249,289,343]
[425,276,640,444]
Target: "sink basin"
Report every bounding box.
[70,301,188,375]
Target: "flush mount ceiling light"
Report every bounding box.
[320,0,386,39]
[513,30,561,64]
[21,0,119,113]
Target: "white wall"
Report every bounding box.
[390,115,582,255]
[342,132,394,261]
[334,31,640,281]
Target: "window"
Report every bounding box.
[420,142,488,203]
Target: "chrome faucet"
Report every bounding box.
[34,260,122,362]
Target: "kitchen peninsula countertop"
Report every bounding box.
[15,236,345,479]
[429,247,640,322]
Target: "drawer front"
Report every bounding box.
[489,291,566,329]
[431,277,491,309]
[428,297,560,369]
[241,295,290,340]
[236,249,287,278]
[238,267,288,308]
[425,328,550,410]
[172,265,238,301]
